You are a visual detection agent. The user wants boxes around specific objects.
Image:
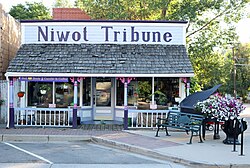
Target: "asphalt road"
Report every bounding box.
[0,141,186,168]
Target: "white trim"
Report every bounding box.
[21,22,187,27]
[5,72,194,78]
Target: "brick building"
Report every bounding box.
[53,8,91,20]
[0,4,21,80]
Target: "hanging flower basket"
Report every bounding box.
[17,91,25,98]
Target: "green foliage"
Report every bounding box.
[232,43,250,100]
[74,0,249,97]
[137,81,151,98]
[0,99,4,106]
[54,0,73,8]
[8,0,249,99]
[9,2,51,20]
[151,90,167,105]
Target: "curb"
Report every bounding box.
[91,136,250,168]
[1,133,250,168]
[91,136,196,167]
[1,134,91,142]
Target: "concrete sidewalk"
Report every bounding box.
[0,122,249,168]
[0,105,249,168]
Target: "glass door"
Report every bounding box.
[94,77,114,120]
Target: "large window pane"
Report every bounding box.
[116,77,179,109]
[82,78,91,106]
[116,80,124,106]
[155,77,179,107]
[55,82,78,108]
[116,78,152,109]
[28,82,53,107]
[137,78,152,109]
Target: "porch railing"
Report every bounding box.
[128,109,170,128]
[14,108,72,127]
[14,108,176,128]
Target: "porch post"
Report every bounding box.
[9,77,14,128]
[152,77,155,105]
[186,78,190,96]
[117,77,134,130]
[73,77,78,129]
[124,79,128,130]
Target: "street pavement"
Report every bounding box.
[0,104,250,168]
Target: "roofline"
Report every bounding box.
[20,20,188,24]
[5,72,194,78]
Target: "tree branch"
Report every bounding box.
[186,3,243,38]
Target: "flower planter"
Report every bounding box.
[17,91,25,98]
[195,94,247,142]
[221,118,247,145]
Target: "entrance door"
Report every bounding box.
[94,77,114,120]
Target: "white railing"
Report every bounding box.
[128,109,170,128]
[14,107,73,127]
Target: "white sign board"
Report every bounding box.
[21,21,187,45]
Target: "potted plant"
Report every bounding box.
[151,90,167,105]
[17,91,25,98]
[195,93,247,144]
[0,99,4,106]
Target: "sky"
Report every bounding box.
[0,0,249,43]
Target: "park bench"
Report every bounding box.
[155,111,204,144]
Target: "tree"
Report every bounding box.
[75,0,249,94]
[54,0,73,8]
[230,43,250,99]
[9,2,51,20]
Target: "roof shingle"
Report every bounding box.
[7,44,193,75]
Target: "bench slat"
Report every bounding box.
[155,111,204,144]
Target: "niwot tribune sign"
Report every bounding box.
[21,21,186,45]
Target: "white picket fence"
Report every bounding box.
[128,109,170,128]
[13,107,175,128]
[14,107,73,127]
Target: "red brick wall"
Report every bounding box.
[53,8,91,20]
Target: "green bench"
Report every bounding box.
[155,111,204,144]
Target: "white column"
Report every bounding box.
[124,82,128,108]
[152,77,155,104]
[186,78,190,96]
[123,79,128,130]
[80,79,83,106]
[20,81,26,121]
[52,82,55,104]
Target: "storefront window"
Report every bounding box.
[28,82,53,107]
[28,81,85,108]
[55,82,77,108]
[155,77,179,107]
[136,78,152,109]
[116,78,152,109]
[82,78,91,106]
[116,80,124,106]
[116,78,179,109]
